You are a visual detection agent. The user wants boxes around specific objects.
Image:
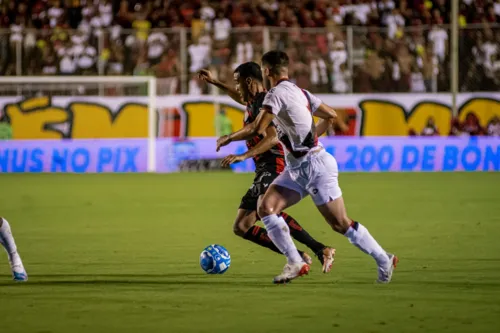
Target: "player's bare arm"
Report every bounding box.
[216,109,274,151]
[216,123,255,152]
[198,69,245,105]
[314,103,338,120]
[315,118,334,136]
[221,125,279,167]
[253,107,276,136]
[315,104,349,133]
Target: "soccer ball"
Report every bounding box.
[200,244,231,274]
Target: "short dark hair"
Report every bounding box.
[233,62,263,82]
[261,51,289,76]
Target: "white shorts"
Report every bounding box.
[273,148,342,206]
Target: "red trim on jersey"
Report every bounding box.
[276,156,285,173]
[300,89,313,114]
[300,89,319,147]
[252,225,261,236]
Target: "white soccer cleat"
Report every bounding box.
[377,253,398,284]
[273,262,310,284]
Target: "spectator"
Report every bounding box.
[154,49,180,95]
[236,36,253,65]
[58,40,77,75]
[0,115,12,140]
[99,0,113,28]
[188,38,211,74]
[201,0,215,32]
[332,62,351,93]
[462,113,485,136]
[75,38,97,74]
[213,11,231,44]
[309,53,328,92]
[428,22,448,63]
[188,75,203,95]
[47,1,64,28]
[133,53,150,95]
[487,116,500,136]
[147,31,168,66]
[385,8,405,40]
[396,44,413,92]
[410,63,426,92]
[42,50,57,75]
[421,117,440,136]
[0,0,498,96]
[329,41,347,73]
[214,109,233,136]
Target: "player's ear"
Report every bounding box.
[245,77,252,87]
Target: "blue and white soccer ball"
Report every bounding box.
[200,244,231,274]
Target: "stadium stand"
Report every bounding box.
[0,0,499,95]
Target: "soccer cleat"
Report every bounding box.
[273,262,310,284]
[300,252,313,265]
[377,253,398,284]
[11,264,28,282]
[317,247,336,273]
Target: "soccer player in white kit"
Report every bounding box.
[0,217,28,281]
[221,51,398,284]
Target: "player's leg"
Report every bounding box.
[0,217,28,281]
[236,188,311,262]
[309,151,397,283]
[258,172,310,283]
[234,208,282,253]
[316,198,397,283]
[280,211,336,273]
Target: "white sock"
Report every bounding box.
[261,214,303,265]
[344,221,389,267]
[0,218,22,266]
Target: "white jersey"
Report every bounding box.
[263,80,322,167]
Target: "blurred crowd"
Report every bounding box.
[0,0,499,94]
[409,114,500,137]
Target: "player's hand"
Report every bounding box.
[220,154,246,167]
[338,121,349,133]
[198,69,215,83]
[216,135,232,152]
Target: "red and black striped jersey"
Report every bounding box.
[245,92,285,173]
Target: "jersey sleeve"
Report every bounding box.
[303,89,323,113]
[262,88,284,115]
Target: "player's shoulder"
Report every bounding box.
[268,82,290,95]
[265,85,287,103]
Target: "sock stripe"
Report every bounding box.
[350,220,359,230]
[252,225,261,236]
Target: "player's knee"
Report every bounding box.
[232,221,249,237]
[257,201,276,218]
[232,224,245,237]
[329,215,350,234]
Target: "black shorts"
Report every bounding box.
[239,168,279,211]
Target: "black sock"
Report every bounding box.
[281,212,325,254]
[243,225,304,257]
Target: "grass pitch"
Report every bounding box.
[1,172,500,333]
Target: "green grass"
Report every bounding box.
[1,172,500,333]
